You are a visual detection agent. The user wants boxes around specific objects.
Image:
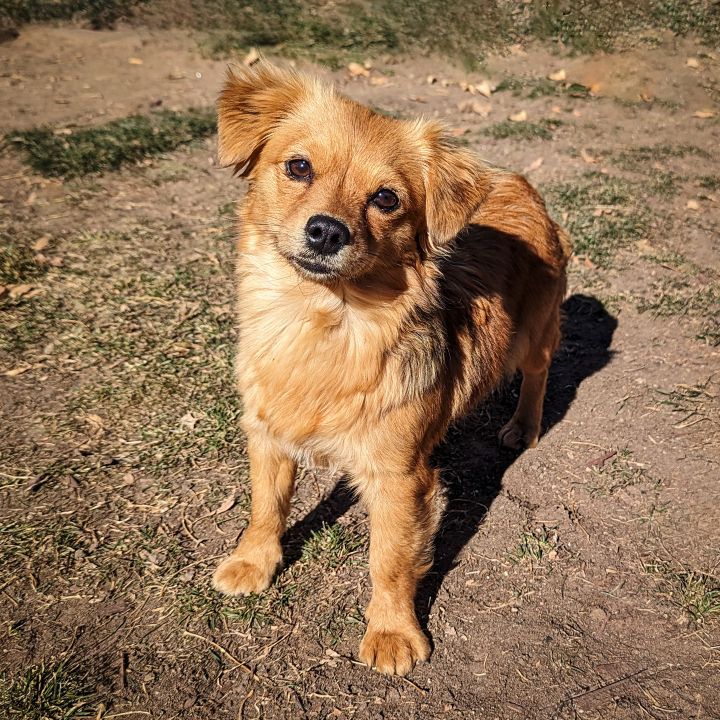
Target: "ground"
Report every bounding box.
[1,19,719,720]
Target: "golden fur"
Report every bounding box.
[211,62,571,676]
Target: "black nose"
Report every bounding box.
[305,214,351,256]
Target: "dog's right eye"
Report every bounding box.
[286,158,312,181]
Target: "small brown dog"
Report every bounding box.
[212,63,570,676]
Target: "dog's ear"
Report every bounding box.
[217,62,309,176]
[418,122,491,255]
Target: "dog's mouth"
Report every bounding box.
[289,256,338,279]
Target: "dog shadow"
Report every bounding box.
[281,293,617,624]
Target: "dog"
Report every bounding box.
[211,62,571,676]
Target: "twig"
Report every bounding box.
[182,631,256,679]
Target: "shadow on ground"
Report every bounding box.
[281,293,618,625]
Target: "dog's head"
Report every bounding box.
[218,62,489,284]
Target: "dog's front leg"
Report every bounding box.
[213,433,296,595]
[359,461,440,676]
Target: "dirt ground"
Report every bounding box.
[1,23,719,720]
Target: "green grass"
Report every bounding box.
[646,561,720,625]
[544,173,647,267]
[482,119,562,141]
[698,174,720,191]
[637,280,719,345]
[0,659,104,720]
[6,109,216,179]
[588,448,657,496]
[510,526,558,566]
[300,522,366,568]
[495,76,591,99]
[0,0,144,28]
[615,144,711,171]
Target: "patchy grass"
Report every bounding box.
[654,378,718,429]
[6,109,216,179]
[0,658,104,720]
[637,280,719,345]
[544,173,647,267]
[495,76,591,99]
[646,561,720,625]
[0,0,144,28]
[698,174,720,191]
[615,143,711,170]
[587,448,657,496]
[482,119,562,141]
[300,522,366,569]
[510,526,558,566]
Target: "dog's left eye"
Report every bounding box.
[371,189,400,212]
[286,158,312,180]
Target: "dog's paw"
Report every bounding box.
[211,555,277,596]
[359,626,430,676]
[499,416,539,450]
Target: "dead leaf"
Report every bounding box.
[409,95,427,103]
[548,69,566,82]
[580,148,598,164]
[8,283,34,299]
[128,57,143,65]
[243,47,260,67]
[83,414,105,436]
[639,92,653,103]
[179,411,199,431]
[686,57,700,69]
[693,110,716,119]
[458,100,491,116]
[474,80,494,98]
[523,157,544,174]
[369,75,389,86]
[32,235,50,252]
[215,493,237,515]
[347,62,369,78]
[551,105,562,113]
[3,366,31,377]
[687,199,700,210]
[509,110,527,122]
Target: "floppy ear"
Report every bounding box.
[217,62,310,175]
[420,123,491,254]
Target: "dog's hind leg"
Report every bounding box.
[499,313,560,450]
[212,433,296,595]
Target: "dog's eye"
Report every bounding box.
[286,158,312,180]
[371,189,399,212]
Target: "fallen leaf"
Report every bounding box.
[215,493,237,515]
[409,95,427,103]
[693,110,716,119]
[128,57,143,65]
[474,80,494,98]
[639,92,653,102]
[686,199,700,210]
[8,283,34,299]
[508,44,525,55]
[3,366,31,377]
[686,57,700,68]
[180,411,199,431]
[551,105,562,113]
[509,110,527,122]
[32,235,50,252]
[458,100,491,116]
[243,47,260,67]
[548,69,566,82]
[523,157,544,173]
[83,414,105,436]
[369,75,389,86]
[363,59,372,70]
[580,148,597,164]
[347,62,369,78]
